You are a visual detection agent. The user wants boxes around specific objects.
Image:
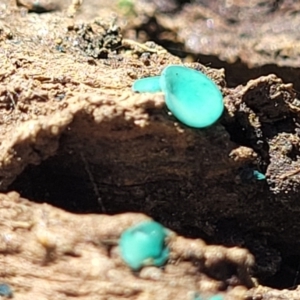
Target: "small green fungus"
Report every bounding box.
[209,295,224,300]
[193,293,224,300]
[252,170,266,181]
[132,76,161,93]
[132,65,224,128]
[119,221,169,270]
[194,294,204,300]
[238,167,266,183]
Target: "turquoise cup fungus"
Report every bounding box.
[119,220,170,270]
[132,65,224,128]
[208,295,224,300]
[252,170,266,181]
[132,76,161,93]
[194,293,224,300]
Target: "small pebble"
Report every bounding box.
[17,0,60,12]
[0,283,13,298]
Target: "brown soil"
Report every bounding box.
[0,0,300,299]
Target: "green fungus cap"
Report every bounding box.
[160,65,224,128]
[119,221,169,270]
[132,65,224,128]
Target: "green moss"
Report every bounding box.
[117,0,136,16]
